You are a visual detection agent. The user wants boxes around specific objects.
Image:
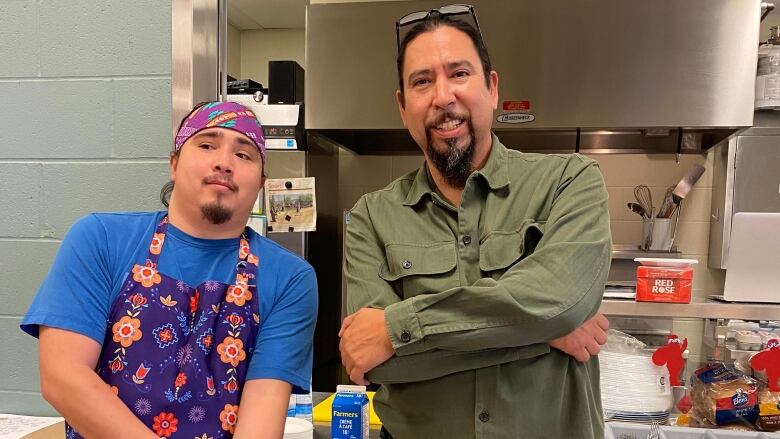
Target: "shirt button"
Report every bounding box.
[402,260,412,269]
[400,330,412,343]
[478,410,490,422]
[462,235,472,245]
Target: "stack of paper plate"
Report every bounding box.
[600,349,672,423]
[605,410,670,425]
[284,417,313,439]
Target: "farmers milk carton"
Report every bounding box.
[332,385,369,439]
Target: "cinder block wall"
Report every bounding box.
[0,0,172,415]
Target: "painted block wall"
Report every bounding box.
[0,0,172,415]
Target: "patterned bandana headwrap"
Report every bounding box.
[175,101,266,162]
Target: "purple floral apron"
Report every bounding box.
[66,216,260,438]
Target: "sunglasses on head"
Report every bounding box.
[395,4,482,52]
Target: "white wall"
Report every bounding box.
[240,29,305,86]
[0,0,171,415]
[227,22,242,78]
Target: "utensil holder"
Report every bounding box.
[642,218,674,251]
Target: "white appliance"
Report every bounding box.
[722,212,780,303]
[226,94,304,150]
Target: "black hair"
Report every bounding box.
[396,15,493,106]
[160,104,203,208]
[160,102,268,208]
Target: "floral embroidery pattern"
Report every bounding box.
[66,218,260,439]
[206,375,217,396]
[238,239,250,259]
[188,405,206,423]
[132,264,161,288]
[197,329,214,354]
[189,289,200,314]
[149,233,165,255]
[112,316,142,348]
[152,412,178,437]
[152,323,178,349]
[132,363,151,384]
[223,375,239,394]
[134,398,152,416]
[219,404,239,434]
[226,283,252,307]
[175,344,193,367]
[217,337,246,367]
[164,371,192,403]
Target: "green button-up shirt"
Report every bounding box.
[345,135,612,438]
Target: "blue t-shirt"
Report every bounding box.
[21,211,318,393]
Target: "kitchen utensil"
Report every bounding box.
[669,202,682,250]
[656,186,676,219]
[671,164,705,206]
[627,202,647,219]
[665,164,705,248]
[634,185,654,218]
[645,421,660,439]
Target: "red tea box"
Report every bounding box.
[634,258,698,303]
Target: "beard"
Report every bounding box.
[201,201,233,225]
[424,111,476,189]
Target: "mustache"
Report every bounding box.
[203,175,237,191]
[426,109,469,129]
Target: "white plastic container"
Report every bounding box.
[283,417,313,439]
[756,40,780,110]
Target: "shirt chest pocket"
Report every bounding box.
[378,242,458,299]
[479,222,545,280]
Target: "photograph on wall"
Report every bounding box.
[264,177,317,232]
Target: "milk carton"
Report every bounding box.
[332,385,369,439]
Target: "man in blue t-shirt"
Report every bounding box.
[21,101,318,439]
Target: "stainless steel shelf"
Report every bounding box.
[600,298,780,320]
[611,245,682,260]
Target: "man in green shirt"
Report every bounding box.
[339,6,612,438]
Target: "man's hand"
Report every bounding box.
[339,308,395,385]
[549,314,609,362]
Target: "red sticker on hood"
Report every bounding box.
[503,100,530,111]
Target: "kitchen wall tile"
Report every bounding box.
[0,81,114,158]
[608,187,637,222]
[673,221,711,256]
[588,153,710,189]
[0,0,38,77]
[112,78,172,158]
[39,0,171,77]
[610,221,643,246]
[0,391,56,417]
[677,187,712,223]
[0,240,59,316]
[0,164,42,237]
[40,162,169,239]
[0,318,40,392]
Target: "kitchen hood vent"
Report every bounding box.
[306,0,759,154]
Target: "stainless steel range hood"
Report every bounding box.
[305,0,760,154]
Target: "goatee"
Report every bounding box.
[201,202,232,225]
[425,117,476,189]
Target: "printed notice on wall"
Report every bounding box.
[264,177,317,233]
[0,414,63,439]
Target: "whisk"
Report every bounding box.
[633,185,654,219]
